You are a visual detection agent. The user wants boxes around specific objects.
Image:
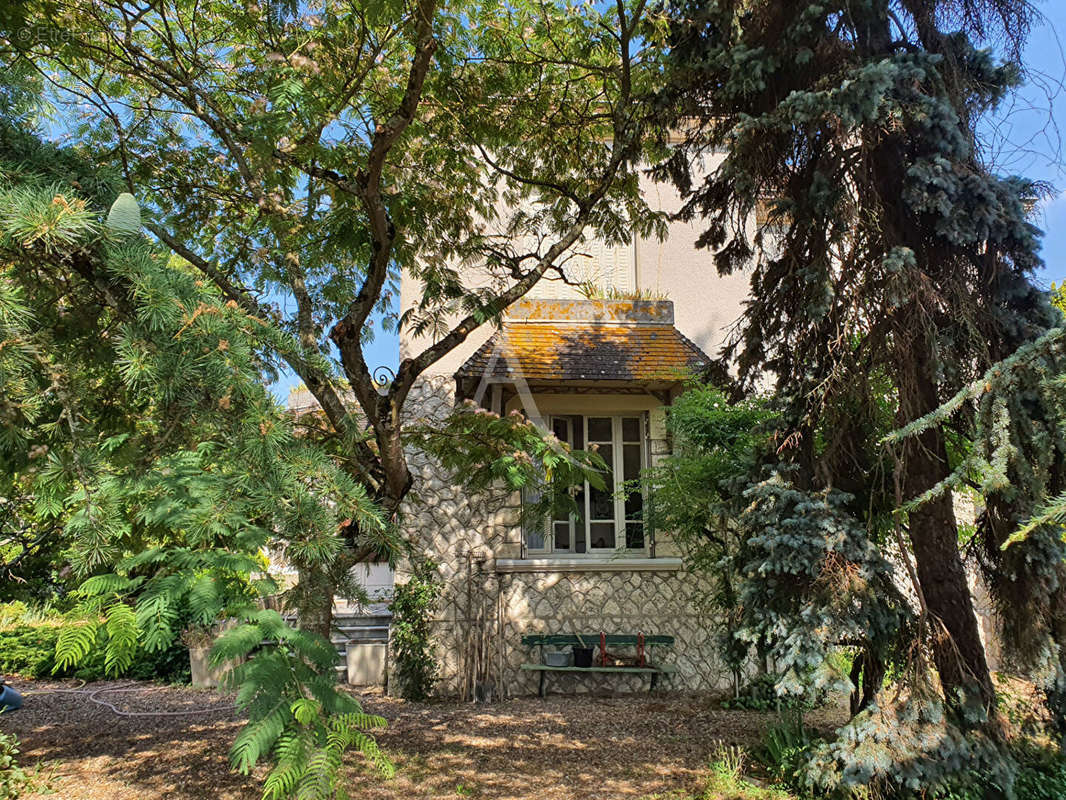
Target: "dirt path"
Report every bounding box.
[1,680,846,799]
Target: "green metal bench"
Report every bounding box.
[520,633,677,697]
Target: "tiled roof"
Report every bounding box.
[456,321,710,383]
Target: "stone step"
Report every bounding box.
[334,616,392,628]
[331,634,388,647]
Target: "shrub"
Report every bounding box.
[761,714,814,790]
[932,745,1066,800]
[721,673,827,712]
[1014,750,1066,800]
[0,733,27,800]
[702,742,795,800]
[389,558,441,701]
[0,622,190,683]
[0,625,62,679]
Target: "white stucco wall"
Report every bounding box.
[398,154,750,377]
[634,158,751,364]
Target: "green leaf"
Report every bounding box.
[106,192,141,236]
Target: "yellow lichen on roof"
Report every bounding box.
[457,321,709,383]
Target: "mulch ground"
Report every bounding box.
[0,680,847,799]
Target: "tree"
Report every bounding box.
[0,124,396,796]
[887,318,1066,745]
[7,0,664,637]
[656,0,1064,720]
[2,5,660,794]
[648,385,910,715]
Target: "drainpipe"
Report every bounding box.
[643,409,655,558]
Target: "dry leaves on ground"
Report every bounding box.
[0,680,847,800]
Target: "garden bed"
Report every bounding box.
[1,680,848,799]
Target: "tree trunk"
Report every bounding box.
[1048,570,1066,741]
[906,453,994,706]
[295,561,336,642]
[850,647,886,716]
[898,342,994,710]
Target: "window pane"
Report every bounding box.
[552,483,571,523]
[590,522,615,549]
[551,417,570,442]
[554,522,571,551]
[522,485,545,551]
[622,417,641,443]
[625,522,644,550]
[575,524,586,553]
[589,444,613,519]
[587,417,612,442]
[625,488,643,520]
[571,416,584,449]
[525,521,545,551]
[623,443,644,520]
[622,443,641,481]
[590,485,614,520]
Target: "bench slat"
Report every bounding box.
[521,634,674,647]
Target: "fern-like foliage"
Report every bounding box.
[215,610,393,799]
[409,400,607,532]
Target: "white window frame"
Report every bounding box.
[524,413,647,557]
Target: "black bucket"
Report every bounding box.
[573,646,594,668]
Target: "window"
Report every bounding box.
[524,414,646,555]
[569,237,635,295]
[525,235,636,299]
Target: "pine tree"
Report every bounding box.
[0,126,394,798]
[656,0,1060,717]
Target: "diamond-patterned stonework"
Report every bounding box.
[393,376,732,697]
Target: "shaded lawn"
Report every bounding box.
[1,680,846,799]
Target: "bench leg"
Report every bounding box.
[539,670,546,698]
[650,672,658,693]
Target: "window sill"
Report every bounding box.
[494,557,683,574]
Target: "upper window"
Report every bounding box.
[524,414,646,555]
[526,236,635,299]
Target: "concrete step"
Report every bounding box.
[331,634,388,647]
[334,616,392,628]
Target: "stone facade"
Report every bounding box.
[395,375,731,698]
[495,566,728,696]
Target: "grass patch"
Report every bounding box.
[644,744,798,800]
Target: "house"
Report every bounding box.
[289,169,1003,698]
[395,167,751,697]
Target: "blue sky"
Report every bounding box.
[995,5,1066,288]
[274,8,1066,400]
